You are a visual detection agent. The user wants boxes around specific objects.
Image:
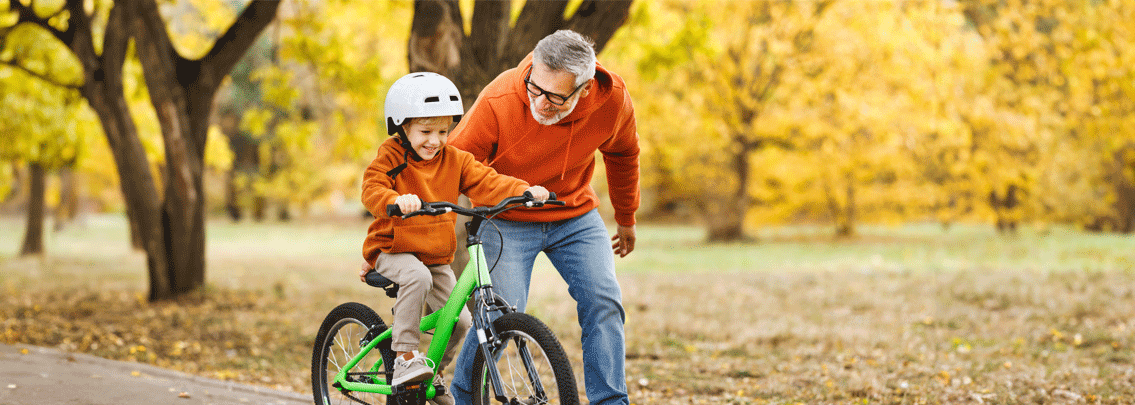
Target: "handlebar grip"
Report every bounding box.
[386,204,403,217]
[545,191,566,206]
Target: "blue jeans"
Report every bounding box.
[450,209,628,405]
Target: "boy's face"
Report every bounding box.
[403,118,450,160]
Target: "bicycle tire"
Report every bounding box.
[470,312,579,405]
[312,302,397,405]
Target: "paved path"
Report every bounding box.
[0,343,309,405]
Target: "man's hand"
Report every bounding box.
[611,224,636,258]
[526,185,550,202]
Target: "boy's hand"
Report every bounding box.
[526,186,550,202]
[359,262,373,282]
[395,194,422,214]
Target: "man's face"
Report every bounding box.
[526,63,590,126]
[403,118,450,160]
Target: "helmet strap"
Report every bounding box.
[385,125,422,180]
[393,125,424,162]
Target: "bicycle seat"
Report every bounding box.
[365,271,400,298]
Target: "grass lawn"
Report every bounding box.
[2,214,1134,404]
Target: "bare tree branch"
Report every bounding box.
[202,0,281,86]
[566,0,632,53]
[0,58,82,89]
[502,1,567,63]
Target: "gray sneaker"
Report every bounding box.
[428,373,454,405]
[392,351,435,386]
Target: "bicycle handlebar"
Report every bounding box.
[386,191,564,219]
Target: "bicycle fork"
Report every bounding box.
[470,285,510,402]
[469,286,549,404]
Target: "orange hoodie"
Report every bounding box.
[449,54,640,226]
[361,137,530,266]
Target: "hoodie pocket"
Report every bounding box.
[390,221,456,258]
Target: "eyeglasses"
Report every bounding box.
[524,69,585,106]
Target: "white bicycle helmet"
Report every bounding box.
[385,72,464,135]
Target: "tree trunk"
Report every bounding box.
[410,0,633,107]
[127,0,280,299]
[11,0,275,300]
[53,166,79,231]
[1110,143,1135,234]
[706,137,756,243]
[706,220,745,243]
[836,174,856,238]
[19,162,46,256]
[225,168,242,221]
[989,184,1020,234]
[65,0,172,298]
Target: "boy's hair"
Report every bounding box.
[404,116,453,129]
[533,30,596,87]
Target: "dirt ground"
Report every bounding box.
[4,261,1133,404]
[3,218,1134,404]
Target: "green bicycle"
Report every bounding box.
[311,193,579,405]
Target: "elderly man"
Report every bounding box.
[447,30,639,405]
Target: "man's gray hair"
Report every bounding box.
[533,30,596,87]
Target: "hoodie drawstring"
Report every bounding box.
[561,121,574,181]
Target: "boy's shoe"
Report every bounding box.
[392,351,435,386]
[428,373,453,405]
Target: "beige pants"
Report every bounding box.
[374,252,472,370]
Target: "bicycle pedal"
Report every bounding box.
[390,381,429,405]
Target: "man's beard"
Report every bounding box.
[529,94,580,126]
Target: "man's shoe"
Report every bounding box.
[392,351,435,386]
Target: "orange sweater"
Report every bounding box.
[361,137,530,265]
[449,54,640,226]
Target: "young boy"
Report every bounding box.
[359,72,548,397]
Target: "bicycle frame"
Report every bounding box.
[332,229,498,398]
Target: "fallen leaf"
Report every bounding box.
[178,392,191,399]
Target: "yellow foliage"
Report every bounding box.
[601,0,1135,234]
[204,125,233,172]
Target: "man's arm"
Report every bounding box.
[600,94,641,228]
[601,93,641,257]
[448,94,500,162]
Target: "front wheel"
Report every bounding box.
[471,313,579,405]
[312,302,396,405]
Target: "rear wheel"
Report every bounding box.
[471,313,579,405]
[312,302,396,405]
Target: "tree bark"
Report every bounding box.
[19,162,46,256]
[410,0,632,107]
[45,0,173,295]
[126,0,280,298]
[837,173,856,238]
[1109,143,1135,233]
[11,0,277,300]
[53,166,79,231]
[706,138,757,243]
